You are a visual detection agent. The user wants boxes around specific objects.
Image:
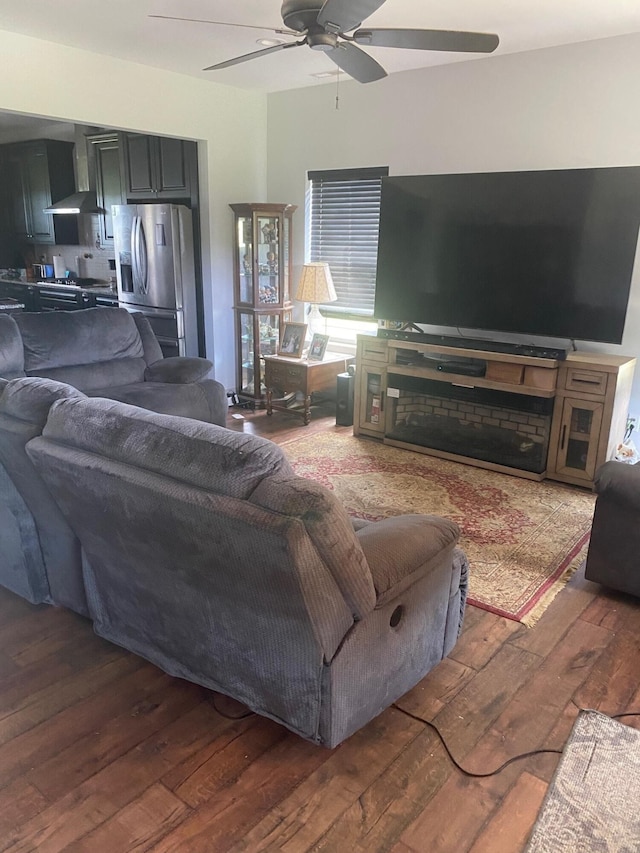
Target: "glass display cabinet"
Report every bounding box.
[230,202,296,405]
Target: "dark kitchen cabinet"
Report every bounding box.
[87,133,124,247]
[2,140,79,245]
[120,133,196,201]
[0,152,15,266]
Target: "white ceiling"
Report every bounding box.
[0,0,639,93]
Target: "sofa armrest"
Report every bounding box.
[594,460,640,510]
[144,357,213,384]
[356,514,460,606]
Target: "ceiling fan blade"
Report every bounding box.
[150,15,297,36]
[317,0,387,34]
[203,40,304,71]
[353,28,499,53]
[327,42,387,83]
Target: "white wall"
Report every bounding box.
[267,32,640,417]
[0,30,269,390]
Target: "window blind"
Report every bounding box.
[308,166,388,317]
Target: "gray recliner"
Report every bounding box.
[584,460,640,598]
[27,394,469,748]
[0,376,88,614]
[0,307,227,425]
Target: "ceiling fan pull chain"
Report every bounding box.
[335,67,340,110]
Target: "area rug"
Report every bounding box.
[525,710,640,852]
[282,432,596,625]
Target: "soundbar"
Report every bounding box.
[377,328,568,360]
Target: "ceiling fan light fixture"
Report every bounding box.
[307,28,338,51]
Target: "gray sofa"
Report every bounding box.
[585,460,640,598]
[0,307,227,425]
[0,376,88,614]
[26,392,469,748]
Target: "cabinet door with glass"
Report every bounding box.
[355,365,387,436]
[552,398,604,483]
[234,309,292,404]
[230,203,297,405]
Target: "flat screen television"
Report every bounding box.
[374,167,640,344]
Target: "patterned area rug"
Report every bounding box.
[283,432,596,625]
[525,711,640,851]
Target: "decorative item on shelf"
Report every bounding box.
[261,222,277,243]
[259,321,278,355]
[308,333,330,362]
[279,322,307,358]
[258,279,278,304]
[294,262,337,339]
[266,251,278,273]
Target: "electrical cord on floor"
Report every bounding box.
[391,704,563,777]
[393,703,640,778]
[209,697,640,747]
[570,697,640,722]
[211,695,255,720]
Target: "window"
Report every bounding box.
[308,166,388,319]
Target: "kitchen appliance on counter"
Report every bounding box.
[32,264,54,279]
[113,203,198,358]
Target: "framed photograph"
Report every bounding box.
[279,322,306,358]
[308,333,329,361]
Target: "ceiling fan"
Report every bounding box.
[150,0,499,84]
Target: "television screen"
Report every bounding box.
[374,168,640,344]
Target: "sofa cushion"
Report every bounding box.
[0,375,85,428]
[594,460,640,511]
[88,380,219,422]
[15,308,145,372]
[250,474,376,619]
[42,396,294,499]
[0,315,26,379]
[29,358,147,393]
[130,312,163,365]
[0,376,88,614]
[144,356,213,384]
[356,514,460,606]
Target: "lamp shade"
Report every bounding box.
[294,262,337,305]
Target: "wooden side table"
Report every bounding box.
[264,353,351,425]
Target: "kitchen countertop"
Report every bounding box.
[0,277,116,297]
[36,281,116,296]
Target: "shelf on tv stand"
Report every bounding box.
[388,364,556,399]
[388,339,559,398]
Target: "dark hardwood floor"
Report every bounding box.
[1,404,639,852]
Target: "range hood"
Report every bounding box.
[44,124,104,215]
[44,191,103,215]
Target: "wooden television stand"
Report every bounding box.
[353,334,636,487]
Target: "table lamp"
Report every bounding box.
[294,262,337,338]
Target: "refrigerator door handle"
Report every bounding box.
[131,215,141,291]
[132,215,149,295]
[139,219,149,294]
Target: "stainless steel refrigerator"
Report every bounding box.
[113,203,198,358]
